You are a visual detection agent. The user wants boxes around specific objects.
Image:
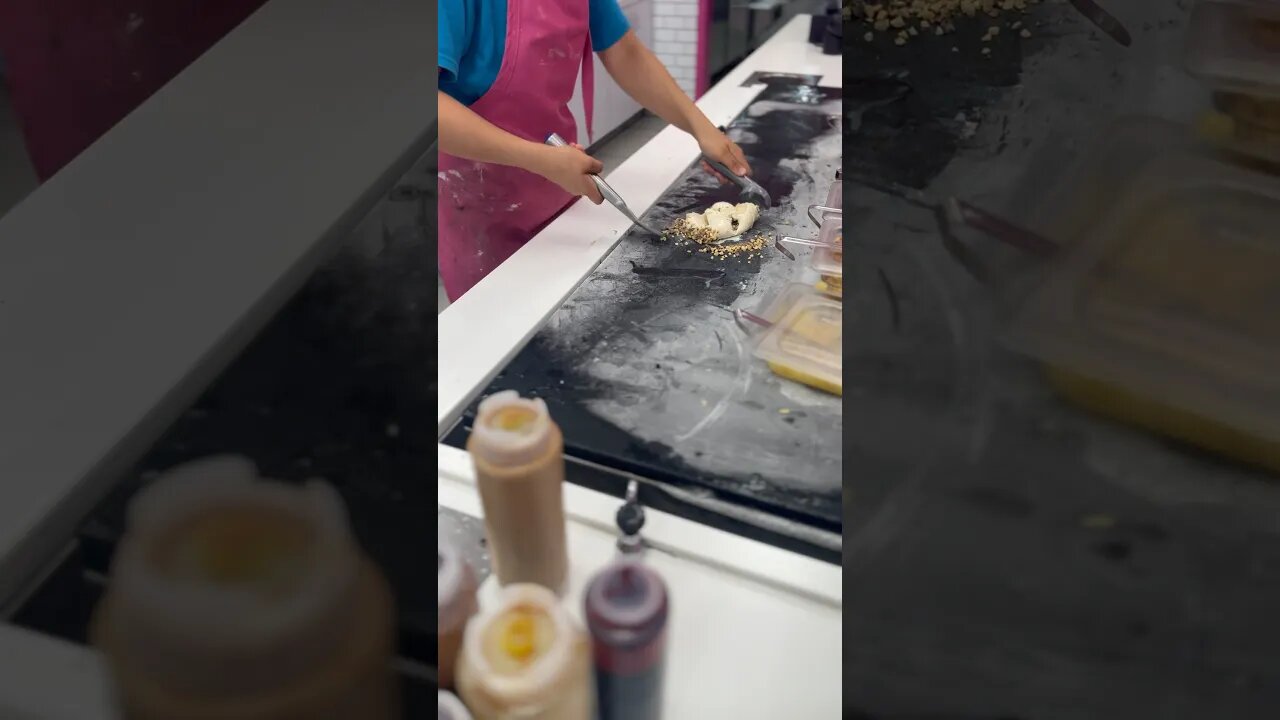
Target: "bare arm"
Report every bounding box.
[438,90,604,202]
[599,30,750,176]
[438,90,545,170]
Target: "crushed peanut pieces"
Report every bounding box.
[662,217,720,246]
[661,219,769,262]
[853,0,1038,46]
[702,233,769,261]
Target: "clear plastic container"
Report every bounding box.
[824,176,842,211]
[1187,2,1280,101]
[1197,108,1280,168]
[1207,0,1280,21]
[754,283,814,324]
[1186,1,1280,155]
[1007,142,1280,471]
[811,216,843,278]
[1213,93,1280,143]
[752,285,843,396]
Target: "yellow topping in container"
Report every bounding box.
[753,287,843,396]
[1006,134,1280,473]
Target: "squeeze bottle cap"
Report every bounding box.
[105,456,361,695]
[585,558,668,649]
[470,391,555,467]
[461,584,578,706]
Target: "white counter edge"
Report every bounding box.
[438,443,842,607]
[0,624,116,720]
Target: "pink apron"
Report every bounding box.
[0,0,268,181]
[437,0,595,301]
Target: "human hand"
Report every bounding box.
[531,142,605,204]
[696,128,751,184]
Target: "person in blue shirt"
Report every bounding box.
[437,0,751,300]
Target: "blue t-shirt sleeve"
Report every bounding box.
[439,0,470,82]
[590,0,631,52]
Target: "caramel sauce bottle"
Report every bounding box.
[585,559,669,720]
[466,391,569,594]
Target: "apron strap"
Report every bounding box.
[581,35,594,145]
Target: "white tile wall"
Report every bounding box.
[652,0,701,98]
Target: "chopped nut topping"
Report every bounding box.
[851,0,1030,46]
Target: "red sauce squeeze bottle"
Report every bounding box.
[584,482,669,719]
[584,558,669,720]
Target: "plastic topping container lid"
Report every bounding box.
[1006,147,1280,441]
[438,690,474,720]
[1186,2,1280,99]
[752,286,843,393]
[812,246,843,277]
[754,283,815,324]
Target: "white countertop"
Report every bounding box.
[442,446,842,719]
[0,625,114,720]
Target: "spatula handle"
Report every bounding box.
[545,132,624,207]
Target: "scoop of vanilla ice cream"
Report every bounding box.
[731,203,760,235]
[678,201,762,241]
[684,212,708,228]
[705,212,734,239]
